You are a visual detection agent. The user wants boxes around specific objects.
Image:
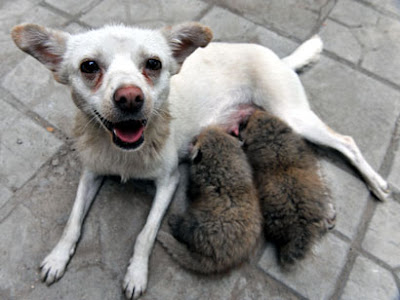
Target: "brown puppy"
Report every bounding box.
[239,110,332,267]
[157,126,262,274]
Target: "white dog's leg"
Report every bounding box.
[284,109,390,201]
[123,168,180,299]
[40,169,103,284]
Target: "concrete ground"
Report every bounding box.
[1,0,400,299]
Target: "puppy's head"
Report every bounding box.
[190,126,242,167]
[238,110,289,145]
[239,110,308,169]
[11,23,212,151]
[189,126,253,192]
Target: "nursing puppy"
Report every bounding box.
[158,126,262,273]
[239,110,331,267]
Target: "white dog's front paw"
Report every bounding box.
[40,244,75,285]
[123,259,148,299]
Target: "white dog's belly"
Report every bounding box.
[168,42,309,155]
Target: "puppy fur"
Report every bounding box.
[239,110,331,267]
[158,126,262,274]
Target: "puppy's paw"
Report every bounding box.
[123,258,148,299]
[40,244,75,285]
[279,250,297,268]
[279,242,307,268]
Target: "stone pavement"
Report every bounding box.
[1,0,400,299]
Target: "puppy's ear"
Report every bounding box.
[162,22,212,67]
[11,24,70,84]
[190,141,203,164]
[192,148,203,164]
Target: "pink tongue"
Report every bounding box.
[114,126,144,143]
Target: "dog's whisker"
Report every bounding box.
[152,106,170,120]
[81,113,100,132]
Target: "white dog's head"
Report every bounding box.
[11,23,212,150]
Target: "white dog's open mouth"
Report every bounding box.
[112,119,147,149]
[94,110,147,150]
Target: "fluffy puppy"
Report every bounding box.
[239,110,332,267]
[158,126,262,274]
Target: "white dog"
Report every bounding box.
[11,22,389,299]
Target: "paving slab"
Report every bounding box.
[2,56,77,137]
[319,19,363,64]
[0,96,63,190]
[362,199,400,268]
[361,0,400,17]
[341,255,398,300]
[328,0,400,85]
[80,0,210,28]
[199,6,299,58]
[388,139,400,186]
[0,204,45,299]
[45,0,99,16]
[145,246,299,300]
[319,159,370,239]
[0,151,78,298]
[205,0,328,40]
[300,56,400,170]
[64,22,87,34]
[329,0,379,27]
[0,151,91,299]
[27,265,119,300]
[0,184,13,208]
[8,149,80,235]
[254,26,298,58]
[258,234,349,300]
[361,16,400,85]
[199,6,258,43]
[93,178,155,276]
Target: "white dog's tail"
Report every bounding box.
[157,231,223,274]
[283,35,323,71]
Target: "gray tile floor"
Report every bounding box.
[1,0,400,299]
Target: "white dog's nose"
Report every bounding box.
[113,85,144,113]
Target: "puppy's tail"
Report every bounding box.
[157,231,221,274]
[282,35,323,71]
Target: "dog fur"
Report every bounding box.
[239,110,331,267]
[157,126,262,274]
[11,22,389,299]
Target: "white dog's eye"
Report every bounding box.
[80,60,100,73]
[145,59,162,71]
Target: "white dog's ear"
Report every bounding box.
[11,24,70,84]
[162,22,213,66]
